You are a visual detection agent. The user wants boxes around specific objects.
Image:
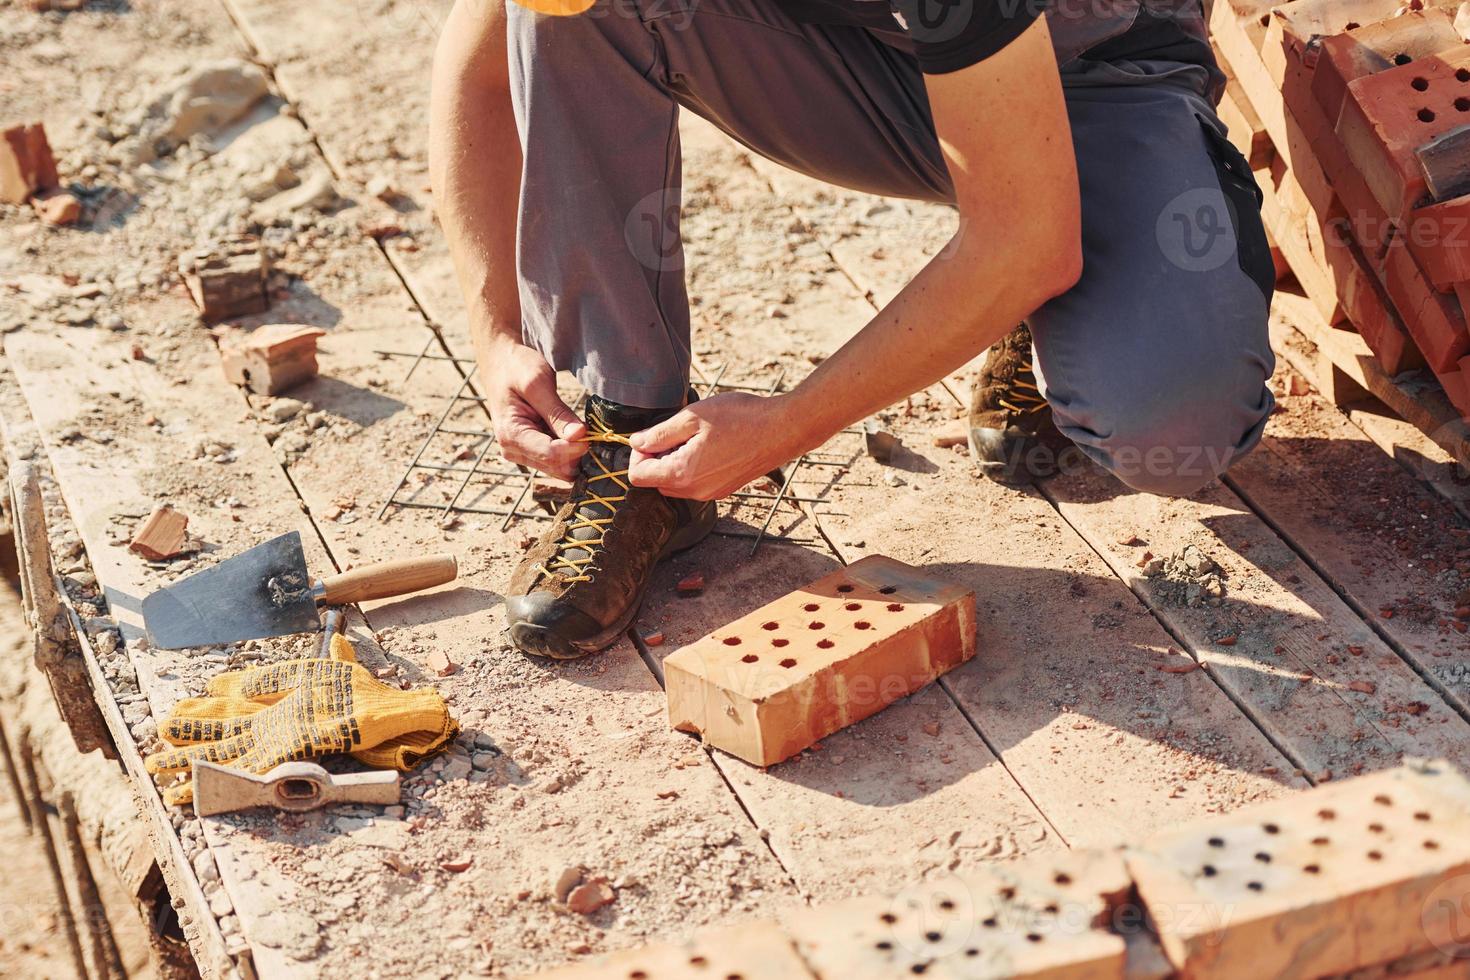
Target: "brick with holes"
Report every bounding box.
[1125,759,1470,979]
[783,847,1136,979]
[664,555,975,767]
[1336,47,1470,225]
[1312,11,1464,128]
[525,921,814,979]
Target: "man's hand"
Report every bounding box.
[483,340,587,481]
[627,393,802,501]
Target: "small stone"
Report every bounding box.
[1117,534,1144,547]
[921,721,940,738]
[1217,635,1238,647]
[192,849,219,884]
[265,397,305,423]
[471,751,497,771]
[440,856,473,873]
[554,866,583,902]
[1349,680,1377,695]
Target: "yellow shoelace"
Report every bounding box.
[998,373,1048,416]
[535,431,633,584]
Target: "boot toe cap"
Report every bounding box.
[505,591,604,660]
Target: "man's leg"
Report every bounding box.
[505,0,950,411]
[503,0,953,658]
[1025,73,1277,496]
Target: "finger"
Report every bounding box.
[628,444,691,491]
[523,374,587,442]
[628,410,699,455]
[500,420,583,480]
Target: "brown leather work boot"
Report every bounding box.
[968,325,1071,485]
[505,395,717,660]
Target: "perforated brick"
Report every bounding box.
[665,555,975,767]
[1310,10,1463,123]
[1336,47,1470,224]
[526,922,814,979]
[783,849,1134,980]
[1127,760,1470,979]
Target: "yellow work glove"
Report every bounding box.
[145,635,457,805]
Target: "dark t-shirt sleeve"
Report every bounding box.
[894,0,1049,73]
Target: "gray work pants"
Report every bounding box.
[506,0,1276,496]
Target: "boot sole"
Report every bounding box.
[511,500,719,661]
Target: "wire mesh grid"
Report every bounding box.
[371,333,857,557]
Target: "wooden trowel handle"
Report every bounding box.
[317,555,458,605]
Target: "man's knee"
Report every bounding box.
[1076,373,1275,497]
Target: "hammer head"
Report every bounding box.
[192,761,401,817]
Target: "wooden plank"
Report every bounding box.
[4,327,325,979]
[1270,289,1470,507]
[1226,360,1470,719]
[1042,461,1470,782]
[0,365,239,980]
[732,134,1304,846]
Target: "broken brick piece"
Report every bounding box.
[218,323,326,396]
[1127,760,1470,978]
[0,122,58,205]
[129,504,190,560]
[33,189,80,226]
[675,572,704,596]
[427,649,457,677]
[665,555,975,767]
[178,234,268,322]
[566,879,616,916]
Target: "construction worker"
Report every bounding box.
[429,0,1276,660]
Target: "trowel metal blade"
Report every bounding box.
[142,531,321,649]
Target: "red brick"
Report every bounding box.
[0,122,58,205]
[1336,47,1470,225]
[1384,232,1470,371]
[1322,218,1424,374]
[1128,761,1470,978]
[664,556,975,767]
[1440,360,1470,415]
[1407,193,1470,290]
[1311,10,1463,124]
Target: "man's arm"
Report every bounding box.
[628,16,1081,499]
[429,0,587,479]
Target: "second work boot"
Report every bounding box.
[968,324,1071,485]
[505,396,717,660]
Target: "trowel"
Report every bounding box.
[142,531,456,649]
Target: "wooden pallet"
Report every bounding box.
[1270,287,1470,511]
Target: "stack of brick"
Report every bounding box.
[1212,0,1470,416]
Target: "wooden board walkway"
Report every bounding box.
[3,1,1470,977]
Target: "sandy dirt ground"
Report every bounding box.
[4,1,1470,978]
